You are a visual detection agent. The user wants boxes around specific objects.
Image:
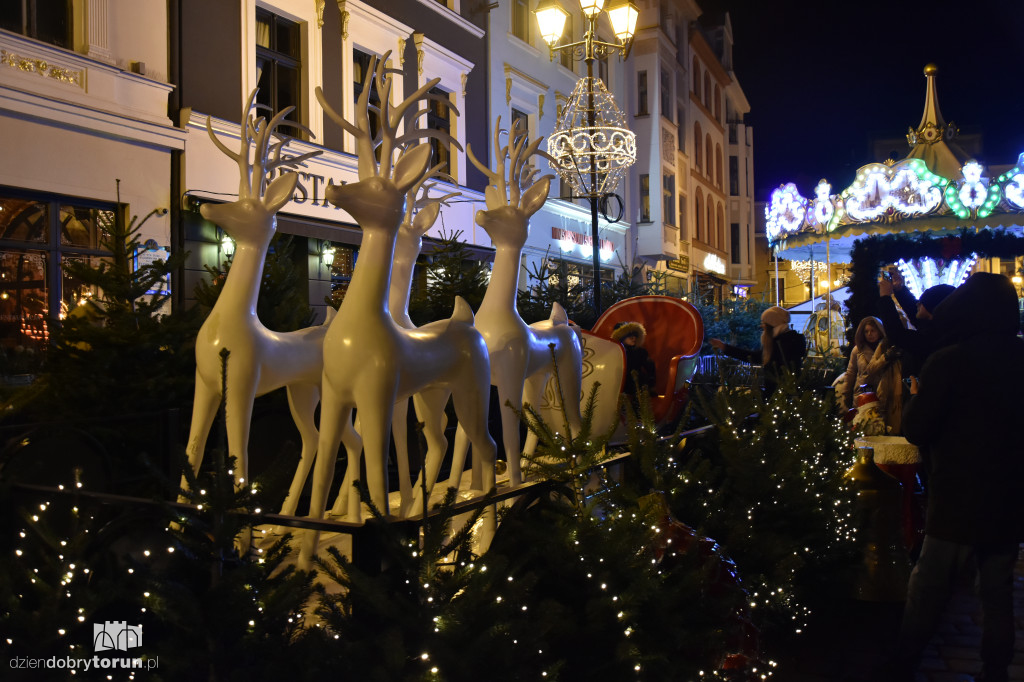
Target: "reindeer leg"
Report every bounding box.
[279,383,320,517]
[557,340,585,436]
[180,373,219,503]
[391,397,413,515]
[301,382,352,569]
[407,388,449,515]
[521,372,549,463]
[224,371,258,492]
[330,414,363,517]
[452,379,497,549]
[357,384,396,518]
[493,358,528,487]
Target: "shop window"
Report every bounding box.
[327,245,357,308]
[1,0,71,49]
[255,8,302,138]
[0,192,115,372]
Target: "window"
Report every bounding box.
[353,49,382,151]
[715,145,723,188]
[730,223,741,264]
[729,156,739,195]
[694,189,703,242]
[717,204,725,248]
[691,57,699,93]
[706,202,713,246]
[559,15,573,69]
[705,135,713,179]
[560,177,573,201]
[256,8,302,138]
[639,175,650,222]
[660,69,672,119]
[510,108,530,145]
[729,123,738,144]
[714,84,722,120]
[637,71,648,116]
[662,175,674,226]
[427,87,452,178]
[596,38,609,84]
[703,73,711,109]
[693,122,702,170]
[0,192,116,370]
[1,0,71,49]
[678,196,687,239]
[677,108,686,150]
[512,0,530,42]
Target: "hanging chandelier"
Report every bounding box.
[547,77,636,199]
[790,259,829,284]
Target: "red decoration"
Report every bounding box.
[940,236,962,260]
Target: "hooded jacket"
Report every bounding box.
[902,272,1024,544]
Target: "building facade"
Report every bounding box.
[0,0,183,373]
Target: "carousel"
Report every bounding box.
[765,64,1024,343]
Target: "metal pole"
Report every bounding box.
[585,31,601,315]
[826,234,832,352]
[774,250,780,306]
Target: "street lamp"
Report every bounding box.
[535,0,638,315]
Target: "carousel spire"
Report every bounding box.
[905,63,970,180]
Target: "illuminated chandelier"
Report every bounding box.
[547,77,636,198]
[896,255,976,298]
[790,259,829,284]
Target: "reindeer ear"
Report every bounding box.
[394,145,432,195]
[266,172,298,213]
[413,203,440,234]
[521,176,551,216]
[474,209,488,228]
[484,184,504,209]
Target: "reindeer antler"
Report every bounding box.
[466,117,555,209]
[318,51,460,186]
[207,90,321,199]
[401,162,461,232]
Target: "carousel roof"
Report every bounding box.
[768,64,1024,262]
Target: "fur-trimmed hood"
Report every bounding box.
[611,321,646,346]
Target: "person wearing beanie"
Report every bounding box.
[611,321,657,403]
[878,268,955,376]
[709,305,806,395]
[889,273,1024,682]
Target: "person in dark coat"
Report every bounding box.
[709,305,806,395]
[890,272,1024,682]
[877,270,955,376]
[611,321,657,400]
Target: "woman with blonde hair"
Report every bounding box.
[842,316,904,434]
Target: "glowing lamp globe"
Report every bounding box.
[534,0,569,46]
[577,0,606,18]
[606,0,639,44]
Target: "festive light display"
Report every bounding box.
[809,180,835,230]
[896,255,977,298]
[843,160,945,223]
[766,183,808,243]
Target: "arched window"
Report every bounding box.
[715,144,723,188]
[714,84,722,121]
[717,203,725,249]
[692,57,699,93]
[706,202,714,247]
[694,121,703,170]
[705,134,713,179]
[703,73,711,109]
[694,188,704,242]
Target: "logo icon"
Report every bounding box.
[93,621,143,652]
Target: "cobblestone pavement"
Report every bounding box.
[769,548,1024,681]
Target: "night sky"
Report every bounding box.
[702,0,1024,202]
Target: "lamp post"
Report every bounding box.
[535,0,638,315]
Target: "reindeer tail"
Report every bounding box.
[549,301,569,326]
[450,296,475,324]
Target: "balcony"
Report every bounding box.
[637,222,679,259]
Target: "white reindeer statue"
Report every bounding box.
[447,119,584,490]
[328,170,459,518]
[304,53,496,559]
[183,93,361,517]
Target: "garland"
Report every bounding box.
[845,229,1024,336]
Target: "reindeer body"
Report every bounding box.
[449,123,584,488]
[183,99,360,517]
[304,55,494,566]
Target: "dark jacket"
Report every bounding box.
[902,273,1024,544]
[722,328,806,394]
[877,287,940,376]
[622,344,656,396]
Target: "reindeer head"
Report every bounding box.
[201,90,321,246]
[317,52,460,235]
[468,117,554,250]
